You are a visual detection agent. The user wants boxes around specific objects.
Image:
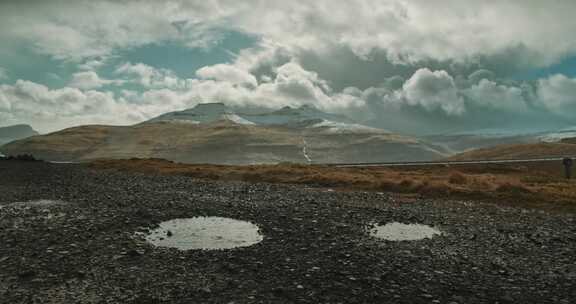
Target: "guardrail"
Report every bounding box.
[325,156,575,168]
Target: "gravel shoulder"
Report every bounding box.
[1,161,575,303]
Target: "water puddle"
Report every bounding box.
[144,217,263,250]
[370,222,442,241]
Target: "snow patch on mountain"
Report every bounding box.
[309,120,391,134]
[156,119,201,125]
[301,137,312,163]
[244,105,354,127]
[538,130,576,143]
[148,103,257,125]
[221,113,256,125]
[145,103,390,133]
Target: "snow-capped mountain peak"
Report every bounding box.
[145,103,386,133]
[243,105,354,127]
[147,103,256,125]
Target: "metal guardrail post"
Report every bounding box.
[563,157,573,179]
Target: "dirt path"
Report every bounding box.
[0,161,575,303]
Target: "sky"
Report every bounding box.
[1,0,576,135]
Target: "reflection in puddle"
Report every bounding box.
[370,222,442,241]
[144,217,263,250]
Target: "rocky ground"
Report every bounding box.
[0,161,575,303]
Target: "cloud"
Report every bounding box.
[114,60,365,113]
[78,57,108,71]
[196,64,258,87]
[68,71,123,90]
[0,1,226,61]
[3,1,576,134]
[0,78,211,132]
[401,68,464,115]
[115,62,191,89]
[463,79,528,112]
[537,74,576,115]
[2,0,576,67]
[468,70,496,84]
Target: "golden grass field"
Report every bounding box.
[449,142,576,160]
[90,158,576,214]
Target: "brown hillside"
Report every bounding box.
[1,121,446,164]
[449,142,576,161]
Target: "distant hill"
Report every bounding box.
[424,133,538,155]
[0,124,39,146]
[0,103,446,164]
[449,141,576,161]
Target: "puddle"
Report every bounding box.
[370,222,442,241]
[144,217,264,250]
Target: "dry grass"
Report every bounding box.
[449,142,576,161]
[90,158,576,214]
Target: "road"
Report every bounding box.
[329,156,574,168]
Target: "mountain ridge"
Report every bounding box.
[147,103,359,129]
[0,104,446,164]
[0,124,39,146]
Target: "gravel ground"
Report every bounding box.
[0,161,575,303]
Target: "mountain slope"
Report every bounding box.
[449,140,576,161]
[243,105,354,127]
[1,121,446,164]
[0,124,39,145]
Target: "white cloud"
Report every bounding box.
[468,70,496,84]
[3,1,576,134]
[115,62,191,89]
[0,1,225,61]
[537,74,576,115]
[69,71,123,90]
[78,57,108,71]
[2,1,576,67]
[196,64,258,87]
[111,60,365,113]
[463,79,528,112]
[110,59,362,112]
[401,68,464,115]
[0,80,143,132]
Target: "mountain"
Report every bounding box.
[147,103,255,125]
[147,103,355,127]
[536,128,576,143]
[0,124,39,146]
[0,103,446,164]
[425,126,576,155]
[243,105,355,127]
[424,133,539,155]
